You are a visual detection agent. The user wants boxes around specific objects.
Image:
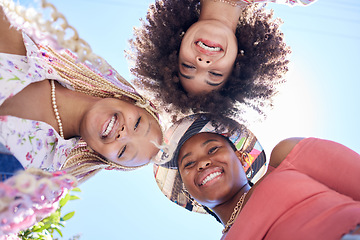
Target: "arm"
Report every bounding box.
[269,137,304,168]
[0,6,26,55]
[270,137,360,201]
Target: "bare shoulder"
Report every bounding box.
[0,6,26,55]
[269,137,305,168]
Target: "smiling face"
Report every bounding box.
[178,20,238,95]
[79,98,162,167]
[177,133,247,208]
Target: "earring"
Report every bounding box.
[236,151,248,166]
[237,151,254,179]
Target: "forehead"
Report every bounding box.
[179,132,227,152]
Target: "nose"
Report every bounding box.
[197,158,211,171]
[116,125,128,140]
[196,56,212,66]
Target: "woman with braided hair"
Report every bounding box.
[0,2,163,183]
[129,0,316,116]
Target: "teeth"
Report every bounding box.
[102,116,116,137]
[201,172,221,186]
[197,41,221,52]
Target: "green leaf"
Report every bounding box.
[59,193,70,207]
[8,76,20,81]
[69,195,81,201]
[43,211,60,225]
[28,135,35,144]
[61,211,75,221]
[71,187,81,192]
[54,228,63,237]
[35,224,47,233]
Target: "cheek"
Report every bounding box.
[179,170,194,190]
[179,169,203,202]
[226,37,238,64]
[79,108,99,140]
[179,78,194,92]
[89,142,117,162]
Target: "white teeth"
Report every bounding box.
[102,116,116,137]
[197,41,221,52]
[201,172,221,186]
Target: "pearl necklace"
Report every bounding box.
[222,191,248,234]
[50,80,64,138]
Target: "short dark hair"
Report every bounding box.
[128,0,290,117]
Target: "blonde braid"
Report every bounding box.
[61,141,144,184]
[41,45,159,121]
[2,0,161,180]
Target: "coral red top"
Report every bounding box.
[222,138,360,240]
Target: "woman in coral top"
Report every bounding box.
[153,113,360,240]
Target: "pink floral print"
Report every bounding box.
[0,33,79,172]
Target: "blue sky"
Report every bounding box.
[17,0,360,239]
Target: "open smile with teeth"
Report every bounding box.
[200,171,222,186]
[102,115,116,138]
[196,41,222,52]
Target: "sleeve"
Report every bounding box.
[253,0,317,7]
[284,137,360,201]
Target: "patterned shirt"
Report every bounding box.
[0,33,79,172]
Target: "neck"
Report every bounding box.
[53,81,99,139]
[199,0,246,32]
[212,182,251,226]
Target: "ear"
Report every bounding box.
[235,150,248,167]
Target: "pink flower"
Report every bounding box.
[25,152,33,163]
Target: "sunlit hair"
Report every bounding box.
[128,0,291,117]
[2,0,161,183]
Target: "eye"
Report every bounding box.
[182,63,195,69]
[208,146,220,154]
[134,117,141,130]
[209,71,223,77]
[118,145,127,158]
[184,161,195,168]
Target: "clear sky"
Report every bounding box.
[17,0,360,239]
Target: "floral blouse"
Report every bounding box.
[0,33,79,172]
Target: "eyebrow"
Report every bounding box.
[117,146,138,164]
[205,80,223,87]
[124,150,138,164]
[129,151,138,163]
[144,119,151,137]
[179,71,193,80]
[179,138,219,164]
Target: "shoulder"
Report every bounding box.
[269,137,304,168]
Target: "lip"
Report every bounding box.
[196,167,224,187]
[100,113,122,140]
[194,39,224,56]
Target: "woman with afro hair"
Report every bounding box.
[128,0,316,117]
